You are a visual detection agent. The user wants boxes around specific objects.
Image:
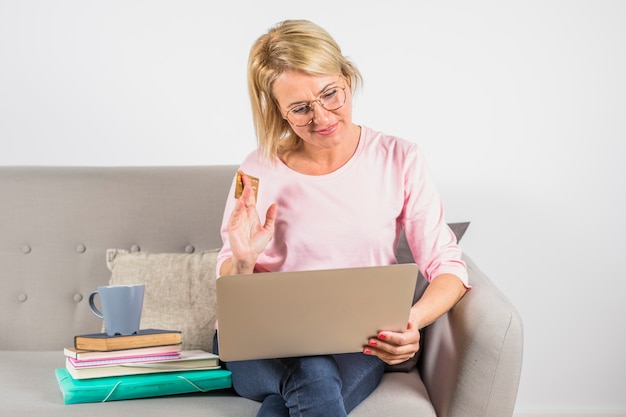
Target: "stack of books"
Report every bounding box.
[55,329,232,404]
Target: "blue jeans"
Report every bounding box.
[213,334,385,417]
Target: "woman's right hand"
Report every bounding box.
[223,171,277,275]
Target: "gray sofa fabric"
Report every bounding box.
[0,166,523,417]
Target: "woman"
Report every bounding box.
[215,19,469,417]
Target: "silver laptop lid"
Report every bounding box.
[216,263,418,362]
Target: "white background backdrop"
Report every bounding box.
[1,1,625,414]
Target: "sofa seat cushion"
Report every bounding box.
[0,351,435,417]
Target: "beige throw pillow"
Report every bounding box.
[106,248,220,351]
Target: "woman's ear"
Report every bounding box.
[342,74,351,89]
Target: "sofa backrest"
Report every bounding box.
[0,166,238,350]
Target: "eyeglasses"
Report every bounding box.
[283,85,347,127]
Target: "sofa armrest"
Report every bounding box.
[419,254,523,417]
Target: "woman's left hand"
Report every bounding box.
[363,311,421,365]
[363,273,467,365]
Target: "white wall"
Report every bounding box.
[1,0,624,414]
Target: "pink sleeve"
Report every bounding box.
[402,147,470,288]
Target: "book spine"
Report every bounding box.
[74,333,182,351]
[68,352,181,368]
[65,344,182,361]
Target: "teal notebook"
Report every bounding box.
[55,367,232,404]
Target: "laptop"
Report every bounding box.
[216,263,418,362]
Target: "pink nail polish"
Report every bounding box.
[369,340,377,346]
[364,348,372,355]
[379,333,387,340]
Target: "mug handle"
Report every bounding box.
[88,291,104,319]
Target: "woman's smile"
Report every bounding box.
[314,122,338,136]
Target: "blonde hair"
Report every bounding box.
[247,19,362,161]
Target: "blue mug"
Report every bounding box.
[88,284,145,336]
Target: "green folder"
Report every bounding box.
[55,368,232,404]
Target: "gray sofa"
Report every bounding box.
[0,166,523,417]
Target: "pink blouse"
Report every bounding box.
[216,126,468,287]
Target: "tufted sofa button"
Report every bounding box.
[21,245,31,254]
[17,293,28,302]
[185,245,195,254]
[75,244,86,254]
[130,245,140,253]
[73,293,84,302]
